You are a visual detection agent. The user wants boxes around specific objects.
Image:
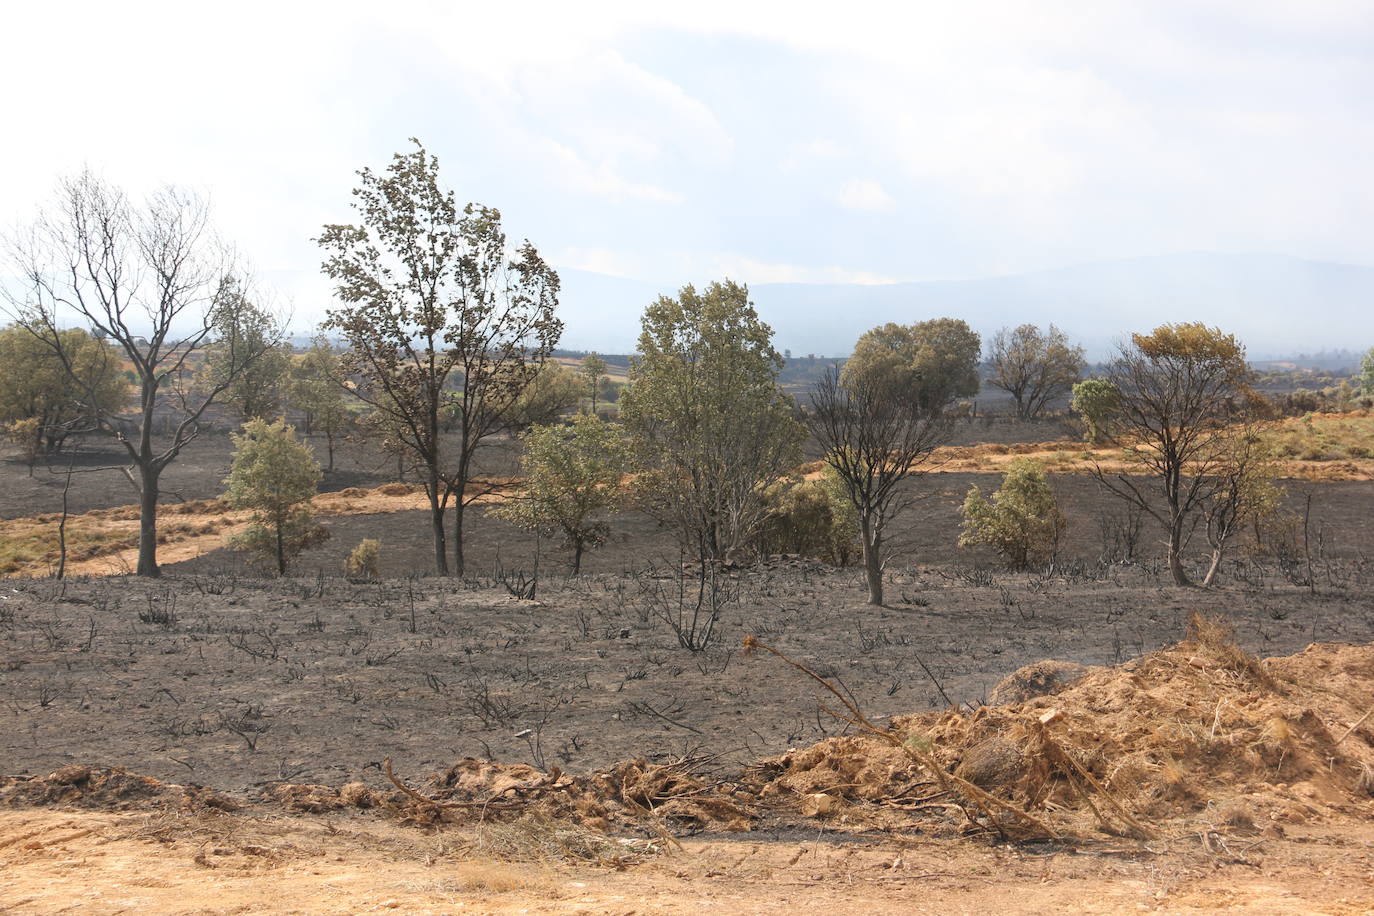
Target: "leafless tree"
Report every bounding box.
[4,170,280,577]
[803,367,955,605]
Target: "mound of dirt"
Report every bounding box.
[0,765,238,812]
[752,616,1374,838]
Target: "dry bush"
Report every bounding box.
[346,538,381,582]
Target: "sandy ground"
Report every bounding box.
[3,806,1373,915]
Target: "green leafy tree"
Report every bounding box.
[841,318,981,410]
[288,334,348,470]
[987,324,1086,419]
[1361,346,1374,397]
[0,324,129,455]
[1070,379,1121,444]
[319,139,562,576]
[205,279,290,421]
[4,418,43,476]
[581,352,607,414]
[223,418,328,575]
[494,413,631,573]
[1094,323,1254,586]
[620,280,804,562]
[959,458,1066,568]
[500,362,582,430]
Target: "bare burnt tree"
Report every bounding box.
[1092,323,1254,587]
[1198,418,1282,587]
[5,171,279,577]
[804,367,955,605]
[319,140,561,576]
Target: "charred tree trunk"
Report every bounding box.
[453,497,467,578]
[860,515,883,605]
[136,463,161,577]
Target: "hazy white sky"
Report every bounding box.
[3,0,1371,335]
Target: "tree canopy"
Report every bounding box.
[0,323,129,454]
[223,418,327,575]
[318,139,562,575]
[620,279,804,562]
[841,318,981,410]
[987,324,1085,419]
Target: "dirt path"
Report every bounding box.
[2,806,1372,914]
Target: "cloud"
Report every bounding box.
[835,178,896,212]
[553,247,642,278]
[681,253,904,286]
[536,139,685,205]
[3,0,1371,335]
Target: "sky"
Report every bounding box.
[2,1,1372,347]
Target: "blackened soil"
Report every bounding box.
[3,556,1371,795]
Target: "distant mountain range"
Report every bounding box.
[555,253,1374,363]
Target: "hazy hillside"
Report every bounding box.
[557,253,1374,361]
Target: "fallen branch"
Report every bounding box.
[1336,702,1374,746]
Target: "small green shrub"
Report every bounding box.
[346,538,381,582]
[959,459,1066,569]
[755,468,859,565]
[1070,379,1120,444]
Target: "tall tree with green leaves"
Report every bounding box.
[204,279,290,421]
[581,352,607,414]
[494,413,630,573]
[288,334,348,471]
[318,140,562,576]
[223,418,328,575]
[620,280,804,562]
[841,318,981,411]
[0,323,129,455]
[987,324,1086,419]
[1361,346,1374,397]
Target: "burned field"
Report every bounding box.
[3,539,1372,793]
[3,425,1374,913]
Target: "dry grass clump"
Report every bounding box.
[377,482,420,496]
[165,498,232,516]
[0,766,237,812]
[1182,612,1273,686]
